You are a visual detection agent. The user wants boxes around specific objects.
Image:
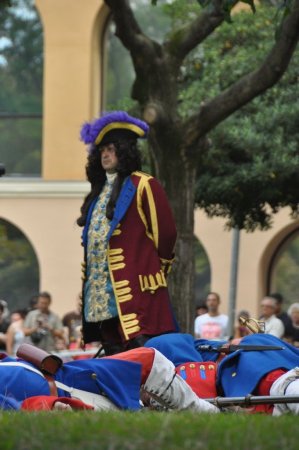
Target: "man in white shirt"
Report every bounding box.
[260,296,285,338]
[194,292,228,340]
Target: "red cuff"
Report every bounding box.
[21,396,94,411]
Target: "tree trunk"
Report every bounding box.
[168,152,197,333]
[149,134,198,333]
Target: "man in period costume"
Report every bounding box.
[77,111,178,355]
[145,332,299,415]
[0,344,218,413]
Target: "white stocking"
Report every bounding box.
[270,367,299,416]
[144,349,219,413]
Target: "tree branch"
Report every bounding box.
[104,0,157,56]
[165,0,237,63]
[185,0,299,144]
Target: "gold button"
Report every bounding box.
[190,363,196,369]
[91,373,97,380]
[232,372,237,377]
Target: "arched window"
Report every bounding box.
[268,229,299,308]
[194,236,211,308]
[0,218,39,311]
[0,0,43,177]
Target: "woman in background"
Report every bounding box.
[6,309,27,356]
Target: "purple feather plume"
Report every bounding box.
[80,111,149,144]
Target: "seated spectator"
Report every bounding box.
[288,303,299,347]
[269,292,295,342]
[6,309,27,356]
[194,292,228,340]
[260,296,284,338]
[23,291,65,352]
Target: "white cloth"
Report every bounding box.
[144,348,219,413]
[270,367,299,415]
[263,315,285,338]
[106,172,117,183]
[194,313,229,339]
[0,361,46,377]
[55,381,118,411]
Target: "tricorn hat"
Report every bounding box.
[80,111,149,146]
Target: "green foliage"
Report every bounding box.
[0,219,39,310]
[192,5,299,230]
[105,3,171,111]
[0,0,43,175]
[178,5,277,115]
[143,2,298,232]
[0,0,12,11]
[109,0,298,234]
[0,118,42,175]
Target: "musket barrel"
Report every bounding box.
[207,395,299,407]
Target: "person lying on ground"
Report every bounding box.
[0,344,218,413]
[145,332,299,415]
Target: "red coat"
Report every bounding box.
[82,171,177,343]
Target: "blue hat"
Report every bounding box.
[80,111,149,146]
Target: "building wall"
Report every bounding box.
[0,0,297,320]
[35,0,109,180]
[0,180,88,313]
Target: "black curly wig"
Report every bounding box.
[77,139,142,226]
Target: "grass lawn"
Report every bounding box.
[0,410,298,450]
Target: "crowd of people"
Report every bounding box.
[1,288,298,360]
[194,291,299,346]
[0,292,98,357]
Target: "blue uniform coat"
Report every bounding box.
[217,334,299,396]
[0,356,142,410]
